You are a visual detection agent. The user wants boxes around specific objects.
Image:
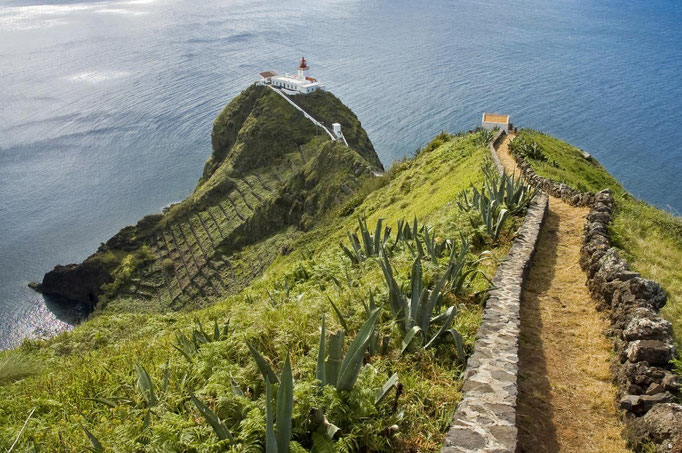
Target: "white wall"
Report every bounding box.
[481,121,509,133]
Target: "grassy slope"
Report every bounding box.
[515,130,682,351]
[0,132,510,452]
[46,85,383,316]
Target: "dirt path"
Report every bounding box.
[496,135,629,452]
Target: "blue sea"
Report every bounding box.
[1,0,681,349]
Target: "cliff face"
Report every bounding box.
[33,85,382,312]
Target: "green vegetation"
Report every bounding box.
[0,354,41,386]
[34,84,383,314]
[1,130,522,451]
[514,129,682,350]
[457,165,537,244]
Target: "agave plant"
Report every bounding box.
[379,253,464,358]
[135,363,157,407]
[473,199,509,243]
[328,292,380,356]
[340,218,392,263]
[246,346,294,452]
[190,394,235,443]
[420,225,448,264]
[475,128,495,146]
[265,355,293,453]
[509,138,546,161]
[316,308,381,391]
[482,166,536,216]
[173,318,231,362]
[457,165,535,242]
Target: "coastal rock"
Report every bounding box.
[30,259,115,307]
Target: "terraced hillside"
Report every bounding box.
[32,84,383,314]
[1,129,526,451]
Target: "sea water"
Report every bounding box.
[1,0,681,349]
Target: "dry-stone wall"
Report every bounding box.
[511,145,681,452]
[442,194,548,453]
[512,155,595,207]
[488,129,506,176]
[442,131,549,452]
[581,189,682,453]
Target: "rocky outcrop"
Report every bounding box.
[29,258,115,308]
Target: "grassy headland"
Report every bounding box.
[2,106,522,450]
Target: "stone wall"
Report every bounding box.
[581,189,682,453]
[442,192,549,452]
[488,129,506,176]
[488,144,681,451]
[512,154,595,207]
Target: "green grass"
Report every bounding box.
[0,131,515,452]
[515,129,682,350]
[0,354,41,386]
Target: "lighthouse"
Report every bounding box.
[258,57,325,94]
[297,57,310,80]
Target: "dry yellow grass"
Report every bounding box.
[495,135,630,452]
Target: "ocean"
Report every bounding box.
[1,0,681,349]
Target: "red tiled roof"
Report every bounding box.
[260,71,278,78]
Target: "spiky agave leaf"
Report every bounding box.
[373,218,383,256]
[247,343,278,384]
[447,328,466,362]
[135,363,157,407]
[368,291,379,356]
[327,296,350,335]
[213,320,221,341]
[80,423,104,452]
[325,331,344,387]
[275,354,293,453]
[400,325,422,354]
[316,314,326,386]
[375,373,399,406]
[380,253,404,318]
[359,217,372,258]
[265,376,277,453]
[424,305,458,349]
[190,394,234,442]
[408,257,423,330]
[336,308,381,392]
[230,373,245,397]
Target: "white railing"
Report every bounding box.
[267,85,337,141]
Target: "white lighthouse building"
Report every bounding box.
[258,57,325,95]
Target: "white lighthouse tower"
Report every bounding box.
[297,57,310,80]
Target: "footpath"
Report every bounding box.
[496,135,629,452]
